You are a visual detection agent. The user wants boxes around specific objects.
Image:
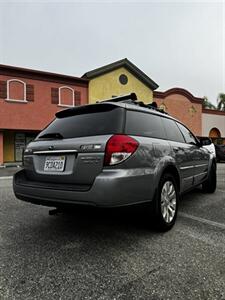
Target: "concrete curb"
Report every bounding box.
[0,176,13,180]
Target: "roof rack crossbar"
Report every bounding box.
[101,93,137,103]
[99,93,168,115]
[135,101,168,115]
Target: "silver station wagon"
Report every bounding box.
[13,93,216,231]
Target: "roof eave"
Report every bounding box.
[0,64,88,85]
[82,58,159,90]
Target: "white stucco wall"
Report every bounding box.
[202,112,225,137]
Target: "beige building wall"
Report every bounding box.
[202,112,225,137]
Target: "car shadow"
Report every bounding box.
[11,204,167,259]
[47,204,157,234]
[18,187,206,244]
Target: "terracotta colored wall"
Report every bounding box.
[154,94,202,135]
[0,75,88,131]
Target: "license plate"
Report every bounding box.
[44,156,66,172]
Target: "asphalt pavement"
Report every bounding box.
[0,164,225,300]
[0,166,22,178]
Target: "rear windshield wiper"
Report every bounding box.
[38,133,64,139]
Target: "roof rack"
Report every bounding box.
[101,93,168,115]
[102,93,137,103]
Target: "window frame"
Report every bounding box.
[58,86,75,108]
[6,79,27,103]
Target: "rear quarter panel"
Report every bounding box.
[112,136,176,202]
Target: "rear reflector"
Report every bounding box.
[104,135,139,166]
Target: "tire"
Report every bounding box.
[202,162,217,193]
[152,173,179,231]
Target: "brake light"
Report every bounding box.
[104,135,139,166]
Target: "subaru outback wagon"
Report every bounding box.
[13,93,217,231]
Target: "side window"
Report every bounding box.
[161,118,185,143]
[176,122,197,144]
[125,110,166,139]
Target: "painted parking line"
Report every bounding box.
[179,212,225,230]
[0,176,13,180]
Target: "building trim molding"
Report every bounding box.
[6,79,27,102]
[82,58,159,90]
[0,64,88,87]
[202,108,225,116]
[153,88,203,104]
[59,86,75,107]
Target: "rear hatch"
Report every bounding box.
[24,104,125,186]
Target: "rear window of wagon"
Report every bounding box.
[37,105,125,139]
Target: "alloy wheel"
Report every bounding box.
[160,181,177,223]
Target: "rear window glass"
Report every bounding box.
[125,110,166,139]
[37,105,124,139]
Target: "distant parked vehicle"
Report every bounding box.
[215,145,225,162]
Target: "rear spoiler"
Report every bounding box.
[56,93,168,118]
[55,103,119,118]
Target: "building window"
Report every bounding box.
[119,74,128,85]
[59,86,74,107]
[6,79,27,103]
[51,87,81,106]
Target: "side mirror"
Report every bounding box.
[197,136,212,146]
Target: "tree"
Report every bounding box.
[203,96,216,110]
[217,93,225,111]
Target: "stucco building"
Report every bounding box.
[82,58,158,103]
[153,88,203,136]
[0,65,88,165]
[0,59,224,166]
[202,109,225,144]
[83,59,224,141]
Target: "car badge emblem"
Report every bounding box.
[49,146,54,150]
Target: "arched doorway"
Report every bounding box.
[209,128,222,144]
[209,128,221,138]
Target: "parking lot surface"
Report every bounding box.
[0,164,225,300]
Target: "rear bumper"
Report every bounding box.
[13,169,155,208]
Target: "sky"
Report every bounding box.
[0,0,224,105]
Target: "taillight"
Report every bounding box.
[104,135,139,166]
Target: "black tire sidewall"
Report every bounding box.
[202,162,217,193]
